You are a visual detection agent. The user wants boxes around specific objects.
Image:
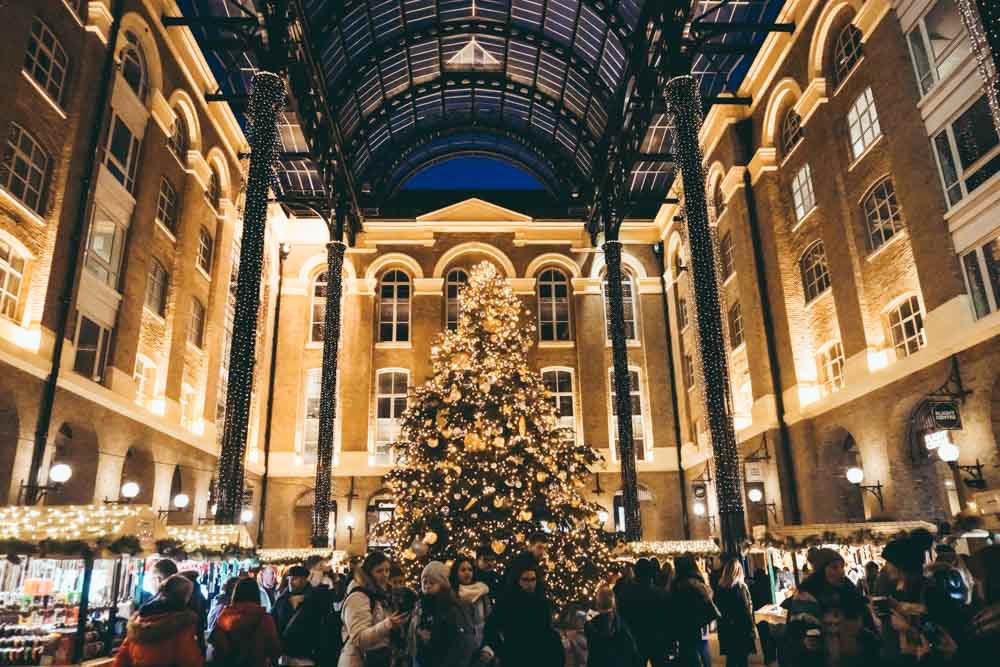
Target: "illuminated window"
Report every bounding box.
[73,315,110,382]
[104,115,141,193]
[156,178,178,233]
[791,164,816,221]
[862,179,903,251]
[847,88,881,160]
[542,369,575,442]
[167,113,188,162]
[302,369,321,464]
[378,270,410,342]
[832,24,863,87]
[818,342,845,394]
[962,236,1000,319]
[1,123,50,214]
[0,240,25,320]
[197,227,213,274]
[120,32,146,101]
[188,298,205,348]
[445,268,468,331]
[728,301,743,349]
[888,296,926,358]
[310,272,327,342]
[719,232,735,281]
[207,170,221,211]
[537,268,571,341]
[144,258,168,316]
[603,269,638,341]
[782,109,803,156]
[374,370,408,465]
[85,212,126,287]
[800,241,831,303]
[907,0,971,96]
[608,367,647,461]
[24,18,68,105]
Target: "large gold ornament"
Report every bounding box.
[491,539,506,554]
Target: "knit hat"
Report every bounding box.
[882,536,925,574]
[287,565,309,577]
[421,561,450,589]
[811,548,844,575]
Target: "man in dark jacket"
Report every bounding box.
[475,546,503,605]
[271,565,325,665]
[616,558,671,667]
[585,586,643,667]
[179,570,209,652]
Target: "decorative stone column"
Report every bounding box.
[215,71,285,524]
[312,235,346,546]
[665,74,746,554]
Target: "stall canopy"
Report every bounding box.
[166,524,254,551]
[627,539,721,558]
[0,505,167,557]
[761,521,938,546]
[257,548,348,567]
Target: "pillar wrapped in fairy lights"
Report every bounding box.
[311,221,346,547]
[665,74,746,555]
[602,198,642,541]
[957,0,1000,133]
[215,71,284,525]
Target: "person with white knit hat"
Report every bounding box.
[408,561,479,667]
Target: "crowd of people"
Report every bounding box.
[107,530,1000,667]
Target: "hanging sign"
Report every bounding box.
[930,400,962,430]
[744,461,766,483]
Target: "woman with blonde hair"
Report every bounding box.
[714,558,757,667]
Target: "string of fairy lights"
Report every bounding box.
[215,71,285,525]
[312,239,346,546]
[376,262,614,607]
[956,0,1000,133]
[665,74,746,555]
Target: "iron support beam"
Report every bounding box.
[692,21,795,34]
[162,15,258,28]
[665,74,745,555]
[215,71,285,525]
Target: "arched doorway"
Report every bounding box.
[52,423,99,505]
[366,489,395,549]
[292,490,338,547]
[840,435,867,521]
[613,485,653,533]
[120,446,156,505]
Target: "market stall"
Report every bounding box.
[257,548,349,572]
[147,525,256,600]
[0,505,165,665]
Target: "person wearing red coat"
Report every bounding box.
[113,574,205,667]
[210,578,282,667]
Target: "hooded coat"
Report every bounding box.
[584,611,642,667]
[483,587,563,667]
[209,601,281,667]
[112,599,204,667]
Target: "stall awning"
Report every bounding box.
[0,504,167,557]
[257,548,349,567]
[767,521,937,541]
[166,524,254,551]
[627,539,720,558]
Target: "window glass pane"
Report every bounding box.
[984,239,1000,307]
[953,97,999,170]
[933,132,962,206]
[963,251,991,319]
[908,28,934,95]
[108,119,132,170]
[925,0,971,81]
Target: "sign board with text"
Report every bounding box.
[930,400,962,430]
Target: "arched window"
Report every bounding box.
[207,169,221,211]
[445,268,468,331]
[887,295,926,358]
[602,269,638,342]
[0,239,25,320]
[196,227,213,274]
[713,179,726,219]
[800,240,831,303]
[847,87,882,160]
[542,368,576,441]
[302,368,321,463]
[188,298,206,348]
[167,112,188,161]
[782,109,803,155]
[120,32,147,101]
[310,272,327,342]
[863,178,903,251]
[608,367,647,461]
[832,24,863,87]
[25,18,68,104]
[537,268,571,341]
[378,270,410,342]
[1,123,50,214]
[367,492,396,546]
[374,370,408,465]
[144,257,168,317]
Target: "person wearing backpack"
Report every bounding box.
[273,565,323,666]
[210,578,281,667]
[339,551,409,667]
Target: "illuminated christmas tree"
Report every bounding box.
[375,261,615,607]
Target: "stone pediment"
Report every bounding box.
[415,198,532,224]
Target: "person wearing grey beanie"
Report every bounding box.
[408,561,478,667]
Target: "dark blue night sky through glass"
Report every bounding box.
[403,157,545,190]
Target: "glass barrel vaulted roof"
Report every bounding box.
[176,0,786,218]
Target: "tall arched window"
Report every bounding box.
[120,32,147,101]
[603,269,638,341]
[1,123,50,215]
[25,18,68,105]
[374,370,408,465]
[167,112,189,161]
[863,178,903,251]
[542,368,576,441]
[712,179,726,219]
[0,239,25,320]
[537,268,571,341]
[608,367,647,461]
[378,270,410,342]
[782,109,803,155]
[832,24,863,87]
[310,271,327,342]
[800,240,832,303]
[445,268,468,331]
[207,170,221,211]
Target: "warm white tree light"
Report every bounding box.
[120,481,140,499]
[937,442,960,463]
[846,466,864,485]
[173,493,190,509]
[747,487,764,503]
[48,463,72,484]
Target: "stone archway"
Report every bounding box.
[52,423,100,505]
[817,427,866,521]
[120,445,156,505]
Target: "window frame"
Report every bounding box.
[24,18,69,106]
[607,366,649,462]
[196,226,214,275]
[301,368,322,464]
[683,353,696,390]
[377,269,411,343]
[103,115,141,194]
[847,87,882,160]
[800,240,832,303]
[719,231,736,281]
[72,314,111,383]
[373,369,409,466]
[831,23,864,88]
[1,123,50,215]
[0,239,25,321]
[931,95,1000,207]
[906,0,972,97]
[862,178,904,252]
[445,268,469,332]
[886,295,926,359]
[84,209,126,288]
[961,235,1000,318]
[188,297,206,349]
[207,170,221,211]
[537,268,572,342]
[818,341,845,395]
[119,32,147,102]
[166,113,189,163]
[781,109,803,156]
[791,163,816,222]
[728,301,744,349]
[542,367,577,443]
[602,268,639,343]
[310,271,328,343]
[155,177,178,234]
[144,257,168,317]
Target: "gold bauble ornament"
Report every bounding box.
[464,433,484,451]
[483,317,500,332]
[491,540,506,555]
[518,416,526,435]
[492,436,505,448]
[479,381,490,393]
[423,531,438,545]
[464,497,477,510]
[427,438,439,448]
[403,549,416,560]
[537,471,549,482]
[445,385,461,403]
[493,496,506,508]
[518,510,533,521]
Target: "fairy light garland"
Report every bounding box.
[311,238,346,546]
[665,75,746,555]
[216,71,285,525]
[957,0,1000,133]
[374,262,614,607]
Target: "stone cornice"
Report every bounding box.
[748,148,779,184]
[796,77,829,126]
